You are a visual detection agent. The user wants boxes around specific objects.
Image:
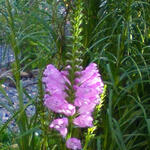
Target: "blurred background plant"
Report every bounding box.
[0,0,150,149]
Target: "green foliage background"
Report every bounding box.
[0,0,150,149]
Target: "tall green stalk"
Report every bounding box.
[66,0,83,103]
[65,0,84,145]
[6,0,29,149]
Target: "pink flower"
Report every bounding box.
[44,94,76,116]
[62,104,76,116]
[43,64,66,85]
[43,64,76,116]
[44,94,67,113]
[74,87,100,107]
[78,103,97,115]
[50,118,68,137]
[43,64,68,97]
[73,115,93,128]
[74,63,104,116]
[76,63,98,84]
[43,63,104,145]
[75,63,104,93]
[66,138,82,150]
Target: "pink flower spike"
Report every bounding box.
[66,138,82,150]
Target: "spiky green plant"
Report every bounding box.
[82,0,150,149]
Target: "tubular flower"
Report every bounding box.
[43,64,67,97]
[43,64,76,116]
[74,63,104,107]
[50,118,68,137]
[66,138,82,150]
[73,63,104,128]
[73,115,93,128]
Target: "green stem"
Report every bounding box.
[6,0,29,149]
